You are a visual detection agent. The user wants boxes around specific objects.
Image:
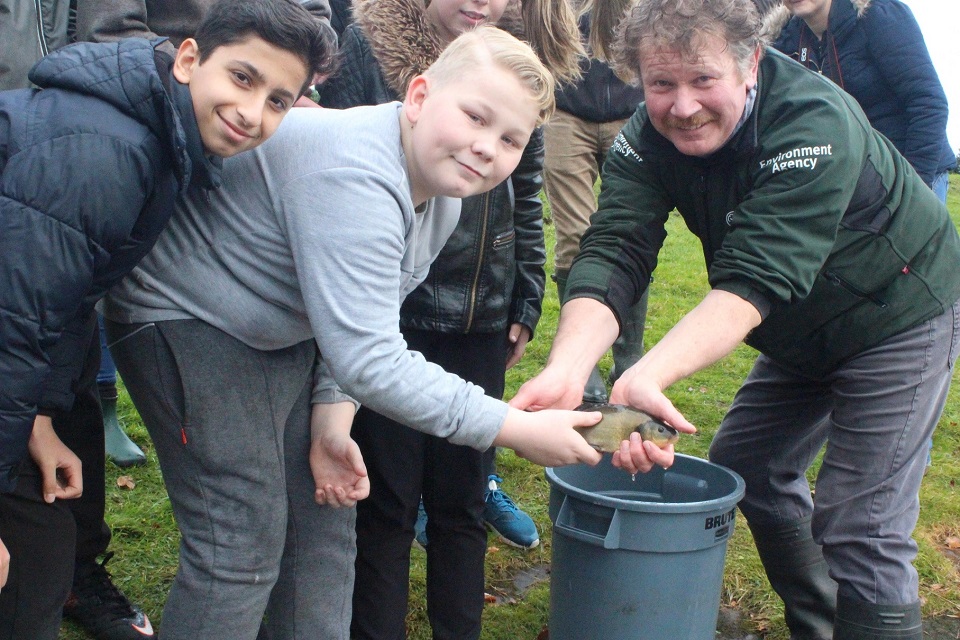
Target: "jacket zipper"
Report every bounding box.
[464,191,491,332]
[824,270,888,308]
[491,230,515,249]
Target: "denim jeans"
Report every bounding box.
[932,171,949,204]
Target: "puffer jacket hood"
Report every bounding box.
[29,38,194,185]
[351,0,525,98]
[763,0,870,41]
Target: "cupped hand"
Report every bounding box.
[28,415,82,503]
[310,430,369,508]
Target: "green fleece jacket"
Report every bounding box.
[568,48,960,377]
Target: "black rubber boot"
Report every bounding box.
[834,595,922,639]
[749,517,837,640]
[610,288,648,384]
[554,269,607,403]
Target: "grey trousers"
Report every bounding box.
[710,301,960,605]
[106,319,355,640]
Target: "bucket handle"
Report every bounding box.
[554,495,622,549]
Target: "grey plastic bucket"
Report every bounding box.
[545,453,745,640]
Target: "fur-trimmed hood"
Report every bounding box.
[763,0,871,42]
[351,0,526,99]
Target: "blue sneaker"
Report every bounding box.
[414,499,429,548]
[483,475,539,549]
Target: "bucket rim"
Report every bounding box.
[545,453,746,514]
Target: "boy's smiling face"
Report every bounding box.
[402,64,539,205]
[173,36,309,158]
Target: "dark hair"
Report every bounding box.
[195,0,338,93]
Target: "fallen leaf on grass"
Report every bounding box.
[487,546,500,554]
[944,536,960,549]
[116,476,136,489]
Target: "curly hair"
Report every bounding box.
[612,0,767,86]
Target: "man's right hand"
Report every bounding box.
[509,363,585,412]
[27,415,82,503]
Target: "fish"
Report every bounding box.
[573,402,680,453]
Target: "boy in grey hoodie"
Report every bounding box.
[103,26,603,640]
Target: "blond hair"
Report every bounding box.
[577,0,636,63]
[423,24,556,125]
[518,0,586,84]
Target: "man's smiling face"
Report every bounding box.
[640,33,759,158]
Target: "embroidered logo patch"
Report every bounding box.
[759,144,833,173]
[613,132,643,164]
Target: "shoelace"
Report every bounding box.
[485,476,520,514]
[72,552,138,618]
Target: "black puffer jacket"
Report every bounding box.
[0,38,215,491]
[319,0,546,335]
[770,0,955,185]
[554,14,644,123]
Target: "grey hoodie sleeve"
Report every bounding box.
[280,166,507,452]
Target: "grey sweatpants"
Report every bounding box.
[710,301,960,605]
[106,319,355,640]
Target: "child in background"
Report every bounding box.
[770,0,955,200]
[0,1,333,638]
[543,0,648,404]
[319,0,584,637]
[102,25,602,640]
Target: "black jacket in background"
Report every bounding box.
[553,13,644,124]
[0,38,217,491]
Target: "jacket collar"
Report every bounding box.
[352,0,525,98]
[168,70,223,191]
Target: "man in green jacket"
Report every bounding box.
[511,0,960,637]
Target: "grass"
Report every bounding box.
[61,175,960,639]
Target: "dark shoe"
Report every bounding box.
[103,398,146,467]
[834,594,922,639]
[750,518,837,640]
[64,553,156,640]
[483,475,539,549]
[582,367,608,404]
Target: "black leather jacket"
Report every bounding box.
[320,5,546,334]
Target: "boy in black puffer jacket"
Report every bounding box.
[0,1,333,637]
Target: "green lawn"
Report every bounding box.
[61,175,960,639]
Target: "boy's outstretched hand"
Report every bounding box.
[309,402,369,508]
[28,415,82,503]
[494,407,603,467]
